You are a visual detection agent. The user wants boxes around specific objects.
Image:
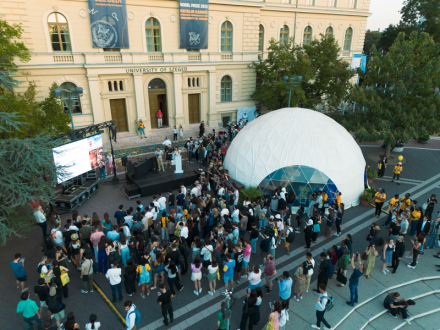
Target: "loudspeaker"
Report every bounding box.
[121,155,128,167]
[127,163,135,177]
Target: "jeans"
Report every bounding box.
[139,127,145,135]
[23,315,43,330]
[37,222,47,239]
[98,249,108,273]
[349,283,358,305]
[161,228,169,241]
[386,302,408,319]
[167,276,183,295]
[384,212,393,226]
[82,273,94,291]
[259,218,266,228]
[161,303,174,322]
[316,310,331,328]
[216,250,223,269]
[410,249,420,267]
[409,220,418,236]
[111,282,123,302]
[99,167,106,179]
[121,247,130,267]
[251,238,258,253]
[93,245,99,263]
[254,304,260,325]
[427,229,438,248]
[375,202,384,216]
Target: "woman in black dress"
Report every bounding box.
[52,260,69,298]
[199,121,205,137]
[166,146,173,168]
[124,259,137,296]
[377,156,387,178]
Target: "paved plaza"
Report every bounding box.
[2,144,440,330]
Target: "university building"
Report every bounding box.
[3,0,371,135]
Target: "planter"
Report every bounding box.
[367,178,373,184]
[359,197,370,206]
[393,145,404,152]
[417,139,430,144]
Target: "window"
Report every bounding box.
[344,28,353,50]
[188,77,200,88]
[256,74,262,88]
[108,81,112,92]
[108,81,124,92]
[331,0,337,7]
[119,81,124,91]
[220,75,232,102]
[145,18,161,52]
[279,25,289,46]
[221,21,233,52]
[103,48,120,52]
[113,81,118,91]
[259,25,264,52]
[60,82,81,114]
[303,26,312,45]
[47,13,71,51]
[325,26,334,39]
[353,0,357,9]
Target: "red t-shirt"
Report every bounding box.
[157,112,163,118]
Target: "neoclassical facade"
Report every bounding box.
[4,0,371,135]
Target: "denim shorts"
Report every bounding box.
[224,275,233,284]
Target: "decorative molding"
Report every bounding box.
[318,23,322,29]
[209,16,214,24]
[78,8,87,18]
[339,24,343,30]
[52,6,58,11]
[270,21,275,28]
[226,16,229,21]
[150,12,155,17]
[296,22,300,28]
[170,14,177,22]
[127,11,135,20]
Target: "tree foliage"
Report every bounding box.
[239,186,263,210]
[338,32,440,157]
[0,112,66,245]
[363,31,382,54]
[251,35,354,111]
[0,82,71,139]
[0,20,30,92]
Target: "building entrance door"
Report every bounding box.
[148,78,168,128]
[188,94,200,124]
[110,99,128,132]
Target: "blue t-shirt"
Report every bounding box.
[107,231,120,242]
[349,268,363,286]
[10,261,26,278]
[224,260,236,277]
[176,194,185,206]
[114,210,127,224]
[278,277,293,300]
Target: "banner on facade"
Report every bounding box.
[179,0,209,49]
[350,54,363,70]
[237,107,257,123]
[87,0,130,49]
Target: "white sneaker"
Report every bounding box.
[208,291,213,296]
[213,289,215,293]
[405,319,411,325]
[193,290,199,296]
[384,268,390,273]
[199,288,202,293]
[404,255,411,259]
[382,270,387,275]
[311,325,320,329]
[323,327,333,330]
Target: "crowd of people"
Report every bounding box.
[11,128,440,330]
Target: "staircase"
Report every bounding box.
[103,124,224,150]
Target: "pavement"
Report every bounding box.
[2,145,440,330]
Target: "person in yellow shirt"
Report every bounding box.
[374,188,386,218]
[399,193,411,212]
[409,203,422,237]
[392,162,403,185]
[321,191,328,215]
[384,194,400,227]
[138,119,146,139]
[331,191,342,207]
[161,212,169,240]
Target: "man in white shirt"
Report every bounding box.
[34,206,47,239]
[180,222,189,239]
[162,137,172,147]
[400,216,409,236]
[180,183,187,197]
[106,263,123,303]
[124,301,138,330]
[51,222,64,247]
[231,206,240,223]
[190,184,198,198]
[311,284,332,330]
[158,192,167,215]
[305,252,315,293]
[234,188,239,206]
[124,211,134,229]
[141,212,150,244]
[220,203,229,217]
[155,147,165,172]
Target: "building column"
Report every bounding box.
[173,71,185,126]
[208,70,218,127]
[133,72,147,121]
[87,74,105,124]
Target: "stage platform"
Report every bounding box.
[125,160,202,199]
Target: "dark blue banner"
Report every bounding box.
[87,0,130,49]
[179,0,209,49]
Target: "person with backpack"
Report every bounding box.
[346,253,364,307]
[47,286,65,330]
[284,222,294,255]
[311,284,333,330]
[124,300,141,330]
[317,252,333,289]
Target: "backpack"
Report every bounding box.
[324,260,334,278]
[37,263,44,274]
[377,236,384,247]
[324,294,335,311]
[129,306,141,326]
[286,228,295,243]
[182,244,191,257]
[178,249,186,266]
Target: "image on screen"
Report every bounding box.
[53,134,103,183]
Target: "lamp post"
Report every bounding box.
[54,86,83,140]
[283,74,302,108]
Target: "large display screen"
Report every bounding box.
[53,134,103,183]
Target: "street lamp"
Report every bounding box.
[283,74,302,108]
[54,86,84,140]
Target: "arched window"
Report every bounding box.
[148,78,166,90]
[303,26,312,45]
[47,13,71,51]
[108,81,112,92]
[113,81,118,91]
[196,78,200,87]
[344,27,353,50]
[119,81,124,91]
[279,25,289,46]
[221,21,233,52]
[353,0,357,9]
[325,26,334,39]
[60,82,81,114]
[221,75,232,102]
[145,18,161,52]
[188,78,192,87]
[259,25,264,52]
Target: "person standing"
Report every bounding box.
[311,284,332,330]
[47,286,65,330]
[377,156,387,178]
[277,271,293,309]
[157,110,163,128]
[137,119,146,139]
[346,253,364,306]
[263,254,276,294]
[392,236,405,273]
[173,126,178,141]
[178,125,184,141]
[79,254,94,294]
[217,302,229,330]
[415,215,431,238]
[392,162,403,184]
[199,121,205,137]
[158,283,174,325]
[11,253,28,293]
[17,291,43,330]
[34,206,47,239]
[114,205,127,226]
[364,243,378,279]
[305,252,315,293]
[106,262,123,303]
[336,249,350,287]
[124,301,139,330]
[34,278,50,321]
[85,314,101,330]
[293,262,307,302]
[425,194,437,220]
[374,189,386,218]
[222,253,236,294]
[317,252,331,289]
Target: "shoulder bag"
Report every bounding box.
[60,269,70,286]
[82,261,92,281]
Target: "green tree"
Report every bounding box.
[238,186,263,209]
[0,20,30,92]
[251,36,354,111]
[338,32,440,157]
[363,30,382,54]
[0,112,66,245]
[39,83,71,135]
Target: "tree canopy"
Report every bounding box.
[337,32,440,157]
[251,35,354,111]
[363,31,382,54]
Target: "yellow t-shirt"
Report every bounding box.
[400,197,411,210]
[336,196,342,205]
[411,210,421,221]
[138,121,145,128]
[388,197,398,210]
[394,165,402,174]
[323,193,328,202]
[375,192,386,203]
[161,216,169,228]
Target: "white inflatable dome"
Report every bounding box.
[224,108,366,208]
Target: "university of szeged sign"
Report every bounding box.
[126,67,188,73]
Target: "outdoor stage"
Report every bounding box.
[125,158,202,199]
